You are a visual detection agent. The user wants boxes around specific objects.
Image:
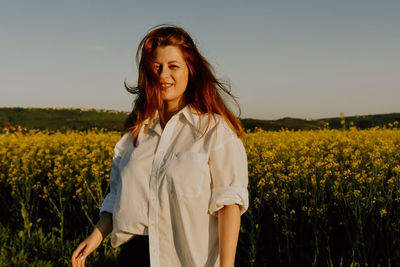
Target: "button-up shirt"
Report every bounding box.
[99,104,249,267]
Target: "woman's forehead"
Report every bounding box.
[152,46,185,63]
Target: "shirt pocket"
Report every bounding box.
[165,151,209,201]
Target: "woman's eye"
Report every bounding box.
[170,65,179,69]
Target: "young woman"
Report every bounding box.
[71,24,249,267]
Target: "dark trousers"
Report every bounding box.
[118,235,150,267]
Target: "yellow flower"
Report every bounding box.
[380,209,387,217]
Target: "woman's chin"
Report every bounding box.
[161,91,177,101]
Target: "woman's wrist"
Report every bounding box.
[92,226,105,241]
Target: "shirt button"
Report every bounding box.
[151,198,155,202]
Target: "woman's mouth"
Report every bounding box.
[161,83,173,89]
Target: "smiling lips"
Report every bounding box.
[161,83,173,89]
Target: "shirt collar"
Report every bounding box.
[143,105,200,134]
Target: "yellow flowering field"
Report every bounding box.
[241,126,400,266]
[0,127,399,266]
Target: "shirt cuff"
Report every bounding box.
[99,193,115,217]
[208,186,249,217]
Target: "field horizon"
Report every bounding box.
[1,106,400,133]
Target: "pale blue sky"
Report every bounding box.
[1,0,399,120]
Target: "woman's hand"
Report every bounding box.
[71,227,103,267]
[71,212,113,267]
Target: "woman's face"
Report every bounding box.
[152,45,189,108]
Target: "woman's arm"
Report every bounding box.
[218,204,241,267]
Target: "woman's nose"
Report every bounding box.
[159,66,170,79]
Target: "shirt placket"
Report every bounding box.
[148,115,179,267]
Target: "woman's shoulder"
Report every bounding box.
[113,131,134,156]
[199,113,237,141]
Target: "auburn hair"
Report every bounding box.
[124,24,244,146]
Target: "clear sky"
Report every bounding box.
[1,0,399,120]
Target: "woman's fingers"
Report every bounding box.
[78,242,98,267]
[78,247,87,267]
[79,245,93,267]
[71,242,87,267]
[78,250,86,267]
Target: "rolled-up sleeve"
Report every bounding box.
[99,132,130,217]
[208,123,249,217]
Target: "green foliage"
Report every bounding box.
[1,107,400,133]
[0,107,128,133]
[0,223,118,267]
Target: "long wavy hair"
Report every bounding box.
[124,24,244,146]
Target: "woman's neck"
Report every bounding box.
[160,99,186,129]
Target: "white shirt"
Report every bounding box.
[99,104,249,267]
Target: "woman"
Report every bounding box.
[71,24,249,267]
